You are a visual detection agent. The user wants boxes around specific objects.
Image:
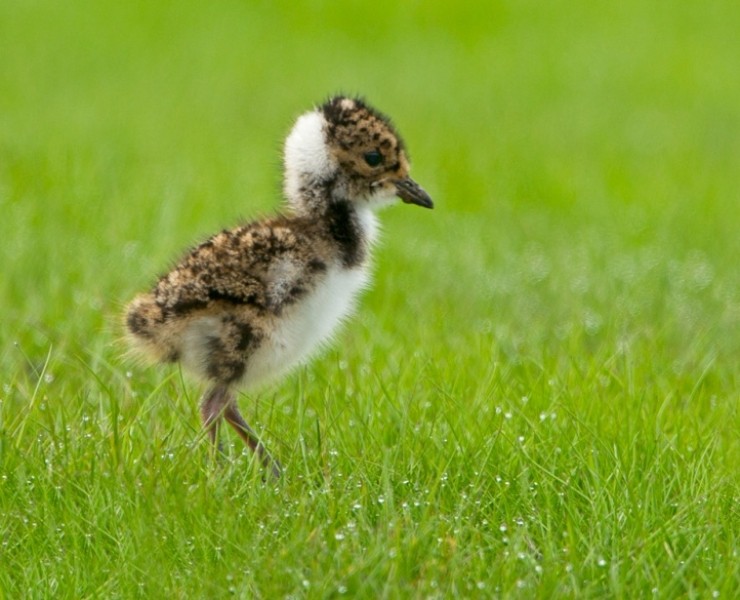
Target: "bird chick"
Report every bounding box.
[125,96,433,478]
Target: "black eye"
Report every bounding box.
[363,151,383,167]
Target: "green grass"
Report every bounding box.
[1,0,738,597]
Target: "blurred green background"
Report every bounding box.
[1,1,737,362]
[0,1,738,597]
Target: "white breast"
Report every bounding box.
[243,264,370,390]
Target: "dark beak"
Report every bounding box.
[394,177,434,209]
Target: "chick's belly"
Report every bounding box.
[241,266,368,390]
[242,311,341,390]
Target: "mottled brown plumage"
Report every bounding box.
[124,96,432,478]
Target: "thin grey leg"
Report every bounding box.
[200,385,231,449]
[224,403,282,479]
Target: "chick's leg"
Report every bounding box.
[200,385,231,449]
[224,403,282,479]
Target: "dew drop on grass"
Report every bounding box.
[334,532,345,541]
[597,557,607,567]
[499,523,507,532]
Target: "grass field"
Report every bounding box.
[1,1,738,597]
